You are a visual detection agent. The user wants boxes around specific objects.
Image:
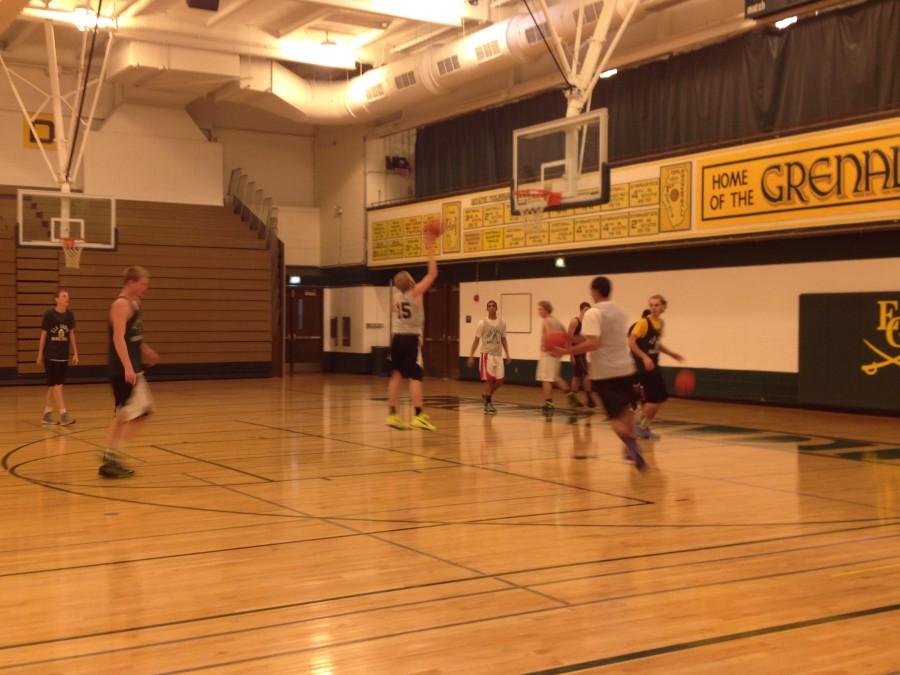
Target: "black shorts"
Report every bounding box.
[110,375,134,409]
[390,334,423,381]
[592,375,639,419]
[572,354,589,379]
[45,360,68,386]
[637,367,669,404]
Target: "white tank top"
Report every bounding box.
[393,289,424,335]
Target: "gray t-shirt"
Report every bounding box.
[581,301,636,380]
[476,317,506,356]
[392,289,424,336]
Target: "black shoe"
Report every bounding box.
[99,462,134,479]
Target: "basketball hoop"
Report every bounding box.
[62,238,85,269]
[515,189,561,225]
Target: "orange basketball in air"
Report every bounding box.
[675,369,696,396]
[424,219,442,237]
[543,330,569,352]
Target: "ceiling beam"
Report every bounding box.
[4,20,37,51]
[121,0,166,20]
[304,0,486,27]
[275,6,333,38]
[0,0,30,34]
[207,0,256,27]
[111,0,142,18]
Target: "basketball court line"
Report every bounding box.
[4,386,898,671]
[145,557,900,674]
[236,419,656,504]
[152,445,275,482]
[524,602,900,674]
[5,416,895,526]
[2,521,898,660]
[0,522,451,581]
[190,473,573,608]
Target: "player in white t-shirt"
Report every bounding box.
[467,299,511,415]
[552,276,645,471]
[536,300,572,413]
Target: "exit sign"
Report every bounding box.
[745,0,819,19]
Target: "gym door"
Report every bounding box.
[287,287,323,373]
[422,284,460,379]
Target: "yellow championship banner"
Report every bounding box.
[699,120,900,228]
[367,116,899,267]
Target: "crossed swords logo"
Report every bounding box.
[860,301,900,376]
[861,339,900,376]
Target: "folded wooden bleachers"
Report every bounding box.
[3,189,275,382]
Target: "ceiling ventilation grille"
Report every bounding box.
[436,54,461,76]
[573,1,604,24]
[365,83,385,100]
[475,39,501,61]
[394,71,417,89]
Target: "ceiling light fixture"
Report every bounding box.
[22,6,115,31]
[599,68,617,79]
[774,15,798,30]
[279,38,356,70]
[72,4,113,32]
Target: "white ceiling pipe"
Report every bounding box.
[102,0,745,125]
[238,0,632,123]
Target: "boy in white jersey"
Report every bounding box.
[552,277,645,471]
[387,232,438,431]
[536,300,571,412]
[467,299,511,414]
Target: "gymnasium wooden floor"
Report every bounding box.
[2,375,899,673]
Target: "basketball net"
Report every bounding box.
[62,238,85,269]
[515,189,561,226]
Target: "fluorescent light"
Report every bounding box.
[554,257,566,268]
[599,68,617,79]
[774,15,797,30]
[279,39,356,70]
[22,7,115,31]
[288,276,301,285]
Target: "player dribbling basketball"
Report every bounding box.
[629,294,684,440]
[536,301,571,413]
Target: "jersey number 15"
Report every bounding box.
[397,302,412,319]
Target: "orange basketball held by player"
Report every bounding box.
[543,330,569,352]
[674,368,696,396]
[424,218,442,238]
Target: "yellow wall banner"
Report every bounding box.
[367,117,899,267]
[699,122,900,228]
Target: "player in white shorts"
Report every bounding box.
[536,300,571,412]
[467,299,511,415]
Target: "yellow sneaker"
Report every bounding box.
[411,413,437,432]
[386,414,408,430]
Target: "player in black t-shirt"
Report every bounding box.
[567,302,595,408]
[36,289,79,426]
[100,266,159,479]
